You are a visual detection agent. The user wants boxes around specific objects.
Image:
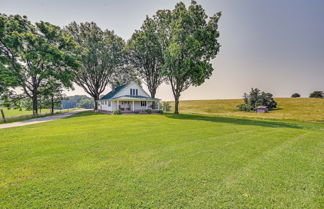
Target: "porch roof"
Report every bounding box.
[109,95,160,101]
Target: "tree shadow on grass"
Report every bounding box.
[164,113,303,129]
[63,111,99,119]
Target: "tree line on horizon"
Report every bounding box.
[291,91,324,98]
[0,0,222,116]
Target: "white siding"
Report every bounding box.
[98,100,114,111]
[98,100,155,112]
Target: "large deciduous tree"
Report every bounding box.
[65,22,125,110]
[0,14,77,116]
[128,16,164,99]
[155,1,221,114]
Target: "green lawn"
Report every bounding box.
[0,108,79,124]
[0,108,52,118]
[0,111,323,208]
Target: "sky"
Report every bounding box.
[1,0,324,100]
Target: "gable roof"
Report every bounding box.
[99,81,159,100]
[100,84,127,100]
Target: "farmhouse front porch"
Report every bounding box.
[98,96,160,113]
[115,99,160,112]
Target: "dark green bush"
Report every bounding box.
[291,93,301,98]
[145,109,152,114]
[309,91,323,98]
[113,110,122,115]
[158,110,164,114]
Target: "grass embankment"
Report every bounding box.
[0,111,323,208]
[171,98,324,122]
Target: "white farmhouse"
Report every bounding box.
[97,81,161,112]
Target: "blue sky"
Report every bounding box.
[1,0,323,100]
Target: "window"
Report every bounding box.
[141,101,146,107]
[130,88,138,96]
[108,101,111,107]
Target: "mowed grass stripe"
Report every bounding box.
[0,112,323,208]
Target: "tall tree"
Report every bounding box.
[0,14,77,116]
[128,16,164,98]
[155,1,221,114]
[65,22,125,110]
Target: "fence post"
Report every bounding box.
[1,109,6,123]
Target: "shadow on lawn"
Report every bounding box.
[63,110,98,119]
[165,113,303,129]
[63,111,304,129]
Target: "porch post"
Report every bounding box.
[146,100,148,109]
[117,100,119,110]
[132,100,135,112]
[157,101,160,110]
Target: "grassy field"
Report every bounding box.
[171,98,324,122]
[0,111,323,208]
[0,108,52,117]
[0,108,78,124]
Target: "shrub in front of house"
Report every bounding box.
[145,109,153,114]
[134,111,140,114]
[238,88,277,112]
[113,110,122,115]
[158,110,164,114]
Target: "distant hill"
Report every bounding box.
[61,95,94,109]
[170,98,324,122]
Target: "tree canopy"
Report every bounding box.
[291,93,301,98]
[128,16,164,98]
[309,91,323,98]
[65,22,125,110]
[0,14,77,116]
[238,88,277,112]
[154,0,221,113]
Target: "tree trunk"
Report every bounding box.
[1,109,6,123]
[174,95,180,114]
[32,93,38,117]
[51,96,54,114]
[94,96,99,111]
[150,90,156,109]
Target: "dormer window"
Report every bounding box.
[130,89,138,96]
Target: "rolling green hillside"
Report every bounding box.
[171,98,324,122]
